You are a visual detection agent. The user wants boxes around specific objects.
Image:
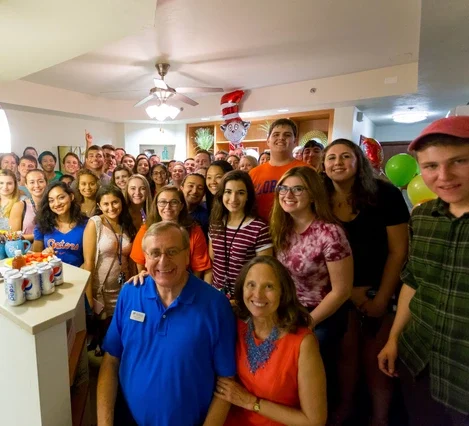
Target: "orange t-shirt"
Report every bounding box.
[130,223,211,272]
[249,159,306,222]
[225,319,312,426]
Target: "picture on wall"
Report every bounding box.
[140,144,175,161]
[57,146,85,172]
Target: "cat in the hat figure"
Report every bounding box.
[220,90,251,147]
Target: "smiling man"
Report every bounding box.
[97,222,236,426]
[84,145,111,185]
[249,118,305,222]
[378,116,469,425]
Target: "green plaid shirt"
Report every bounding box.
[399,199,469,414]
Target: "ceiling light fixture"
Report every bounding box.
[146,103,182,121]
[392,111,428,124]
[201,117,210,121]
[277,109,289,112]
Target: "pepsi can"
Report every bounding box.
[38,264,55,295]
[3,269,16,295]
[21,266,42,301]
[5,272,27,306]
[49,258,64,286]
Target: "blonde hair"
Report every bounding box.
[0,169,20,219]
[125,174,152,214]
[270,166,339,252]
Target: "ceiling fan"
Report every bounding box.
[134,63,224,108]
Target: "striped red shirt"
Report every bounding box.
[210,217,272,296]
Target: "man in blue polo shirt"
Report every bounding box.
[97,221,236,426]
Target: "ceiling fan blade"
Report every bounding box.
[134,94,155,108]
[100,89,147,94]
[154,78,168,90]
[171,93,199,106]
[175,87,224,94]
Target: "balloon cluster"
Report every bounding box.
[360,138,437,207]
[385,153,437,206]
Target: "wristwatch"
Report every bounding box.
[253,397,261,413]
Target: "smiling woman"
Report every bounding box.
[82,185,136,355]
[32,181,88,268]
[209,170,273,298]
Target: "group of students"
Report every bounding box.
[1,115,468,425]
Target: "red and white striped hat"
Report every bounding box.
[220,90,245,124]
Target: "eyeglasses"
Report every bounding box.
[145,246,187,260]
[153,171,166,176]
[157,200,181,208]
[276,185,306,196]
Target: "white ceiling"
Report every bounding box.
[2,0,468,125]
[23,0,420,98]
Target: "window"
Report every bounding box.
[0,107,11,152]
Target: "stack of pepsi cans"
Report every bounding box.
[4,257,64,306]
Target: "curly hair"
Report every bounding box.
[322,139,378,212]
[146,185,194,231]
[95,185,137,240]
[0,169,20,218]
[209,170,257,238]
[234,256,312,333]
[270,166,339,252]
[36,181,87,234]
[74,169,100,204]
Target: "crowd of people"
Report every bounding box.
[0,115,468,426]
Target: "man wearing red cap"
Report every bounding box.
[249,118,305,222]
[378,116,469,424]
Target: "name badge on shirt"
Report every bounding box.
[130,310,146,323]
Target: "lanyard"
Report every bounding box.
[223,215,246,293]
[30,198,37,214]
[140,208,146,224]
[103,217,123,266]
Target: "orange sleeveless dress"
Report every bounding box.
[225,319,312,426]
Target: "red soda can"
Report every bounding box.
[38,264,55,295]
[49,257,64,286]
[21,266,42,301]
[5,271,27,306]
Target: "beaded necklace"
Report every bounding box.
[245,318,279,374]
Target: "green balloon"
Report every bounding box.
[385,154,418,187]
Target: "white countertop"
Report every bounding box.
[0,262,90,335]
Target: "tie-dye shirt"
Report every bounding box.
[277,220,351,309]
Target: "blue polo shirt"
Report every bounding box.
[102,274,236,426]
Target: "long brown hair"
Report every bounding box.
[322,139,378,212]
[234,256,312,333]
[146,185,194,231]
[270,166,339,252]
[209,170,257,237]
[75,169,100,204]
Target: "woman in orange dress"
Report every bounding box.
[216,256,327,426]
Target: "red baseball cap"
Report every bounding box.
[408,116,469,151]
